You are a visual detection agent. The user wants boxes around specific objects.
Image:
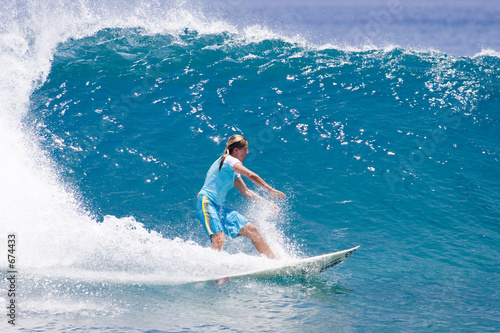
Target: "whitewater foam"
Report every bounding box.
[0,1,291,282]
[473,48,500,58]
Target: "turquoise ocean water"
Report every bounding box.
[1,0,499,332]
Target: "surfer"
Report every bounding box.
[196,134,286,259]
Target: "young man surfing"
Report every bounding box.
[196,135,286,259]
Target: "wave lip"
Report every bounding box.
[473,48,500,58]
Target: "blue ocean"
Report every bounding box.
[1,0,499,332]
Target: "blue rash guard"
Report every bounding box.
[198,155,241,206]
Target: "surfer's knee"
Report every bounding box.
[211,231,224,250]
[240,222,275,259]
[240,222,261,239]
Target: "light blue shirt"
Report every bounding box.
[198,155,241,206]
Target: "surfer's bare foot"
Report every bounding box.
[213,277,229,286]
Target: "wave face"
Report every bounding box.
[1,1,499,332]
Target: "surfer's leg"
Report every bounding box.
[197,196,226,251]
[239,222,276,259]
[210,231,225,251]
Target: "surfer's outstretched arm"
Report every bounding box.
[233,163,286,199]
[234,176,281,212]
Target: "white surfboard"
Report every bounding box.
[217,246,359,281]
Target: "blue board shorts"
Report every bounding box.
[196,195,249,238]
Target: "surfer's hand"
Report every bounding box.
[269,189,286,199]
